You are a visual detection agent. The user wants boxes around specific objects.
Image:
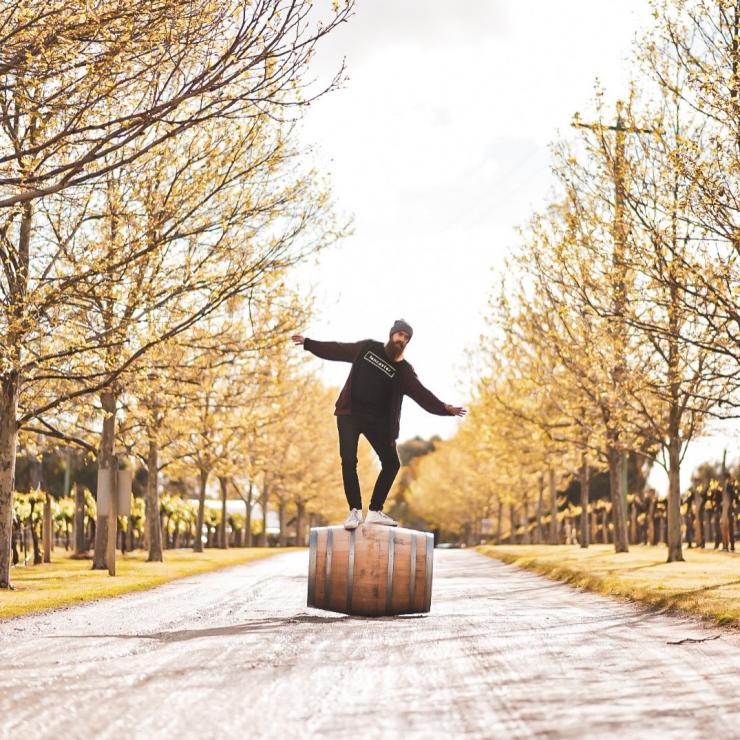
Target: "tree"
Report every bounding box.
[0,0,354,587]
[0,1,354,207]
[639,0,739,373]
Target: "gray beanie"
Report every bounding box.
[390,319,413,340]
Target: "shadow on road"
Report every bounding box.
[48,612,429,642]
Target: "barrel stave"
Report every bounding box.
[326,529,350,614]
[412,533,429,614]
[352,524,387,616]
[388,531,410,615]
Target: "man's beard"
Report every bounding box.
[386,339,404,360]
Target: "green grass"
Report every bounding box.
[477,544,740,628]
[1,547,293,620]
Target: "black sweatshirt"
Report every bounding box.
[303,337,452,440]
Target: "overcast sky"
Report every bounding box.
[294,0,737,491]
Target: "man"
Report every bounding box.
[292,319,466,530]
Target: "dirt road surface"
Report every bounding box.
[2,549,739,739]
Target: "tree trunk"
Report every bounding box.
[146,437,164,562]
[579,454,590,549]
[278,500,287,547]
[0,203,30,588]
[729,485,737,551]
[535,474,544,544]
[666,435,684,562]
[93,389,117,570]
[601,509,609,544]
[607,444,629,553]
[42,492,53,563]
[73,483,87,555]
[29,451,49,564]
[647,494,656,545]
[721,485,731,551]
[685,493,694,548]
[521,495,530,545]
[693,487,705,547]
[194,468,209,553]
[259,483,269,547]
[704,508,716,542]
[219,476,229,549]
[590,508,598,545]
[548,467,558,544]
[495,498,502,545]
[629,498,638,546]
[296,501,306,547]
[27,499,41,564]
[245,481,254,547]
[11,520,19,566]
[720,451,730,550]
[61,449,73,553]
[509,503,517,544]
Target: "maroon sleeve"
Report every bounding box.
[303,338,366,363]
[401,365,451,416]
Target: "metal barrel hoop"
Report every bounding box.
[424,532,434,611]
[408,533,417,611]
[307,528,318,607]
[325,527,333,608]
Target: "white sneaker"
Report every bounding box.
[343,508,363,530]
[365,510,398,527]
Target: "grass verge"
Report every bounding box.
[477,544,740,629]
[1,547,293,620]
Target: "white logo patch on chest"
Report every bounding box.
[364,351,396,378]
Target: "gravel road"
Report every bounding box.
[1,549,739,739]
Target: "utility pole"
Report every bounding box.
[572,101,655,553]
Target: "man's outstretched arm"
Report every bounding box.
[402,366,467,417]
[291,335,365,363]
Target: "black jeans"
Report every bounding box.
[337,413,400,511]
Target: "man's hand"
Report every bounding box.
[291,334,305,346]
[445,404,467,417]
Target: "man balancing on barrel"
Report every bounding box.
[291,319,466,530]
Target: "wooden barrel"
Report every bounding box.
[307,524,434,616]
